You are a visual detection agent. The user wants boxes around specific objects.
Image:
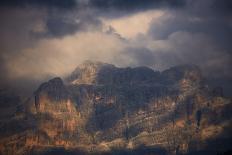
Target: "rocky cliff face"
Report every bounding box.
[66,60,116,85]
[32,77,79,140]
[0,78,80,155]
[0,61,231,155]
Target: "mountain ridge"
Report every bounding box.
[65,61,201,86]
[0,61,231,155]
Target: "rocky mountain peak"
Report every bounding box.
[66,61,162,86]
[0,62,231,155]
[66,62,202,87]
[65,60,115,85]
[35,77,68,102]
[161,64,202,84]
[81,60,113,67]
[36,77,64,90]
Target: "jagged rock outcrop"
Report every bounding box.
[30,77,80,142]
[66,60,115,85]
[0,61,231,155]
[66,60,161,86]
[0,78,81,155]
[33,77,70,112]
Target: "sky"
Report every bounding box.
[0,0,232,94]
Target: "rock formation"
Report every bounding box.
[0,61,231,155]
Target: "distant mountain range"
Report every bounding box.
[0,61,231,155]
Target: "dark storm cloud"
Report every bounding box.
[151,0,232,43]
[45,17,79,37]
[89,0,186,11]
[41,13,103,37]
[211,0,232,15]
[148,10,232,51]
[87,0,187,18]
[0,0,77,9]
[149,0,232,39]
[0,0,83,38]
[0,0,187,39]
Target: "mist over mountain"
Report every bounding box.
[0,61,231,155]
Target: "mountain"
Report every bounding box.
[0,61,231,155]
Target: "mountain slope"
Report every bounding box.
[0,61,231,155]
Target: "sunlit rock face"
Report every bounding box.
[35,77,69,101]
[66,60,116,85]
[31,77,80,143]
[0,78,80,154]
[34,77,70,113]
[161,65,202,92]
[65,60,160,86]
[0,61,231,155]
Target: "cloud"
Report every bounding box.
[0,0,77,9]
[101,10,164,39]
[0,0,231,95]
[211,0,232,16]
[124,0,232,78]
[89,0,185,11]
[0,6,104,92]
[106,30,231,78]
[148,5,232,44]
[4,31,126,80]
[38,11,103,38]
[0,8,47,51]
[148,31,232,77]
